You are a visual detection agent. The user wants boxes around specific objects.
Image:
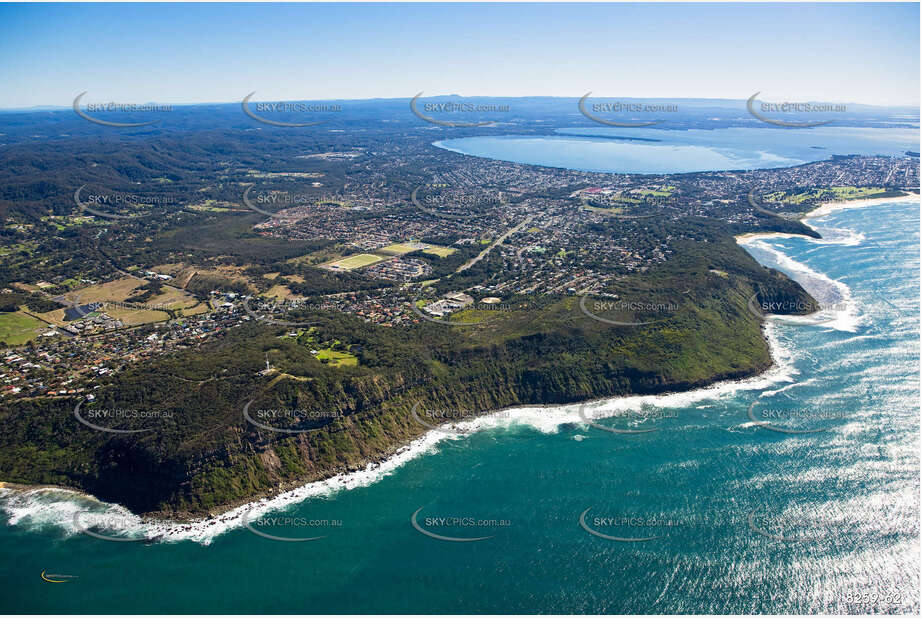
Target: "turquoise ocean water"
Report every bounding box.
[1,199,919,614]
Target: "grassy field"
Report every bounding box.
[449,308,509,325]
[585,205,625,214]
[314,348,359,367]
[103,306,171,326]
[188,203,234,212]
[765,186,890,205]
[60,277,143,304]
[421,245,456,257]
[147,287,200,310]
[323,254,385,271]
[0,311,46,345]
[40,216,94,230]
[264,284,298,300]
[376,242,456,258]
[49,276,200,326]
[61,276,198,308]
[634,186,675,197]
[178,303,210,317]
[378,242,426,256]
[0,242,36,258]
[829,186,889,199]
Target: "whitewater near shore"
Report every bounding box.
[0,319,797,545]
[2,194,917,545]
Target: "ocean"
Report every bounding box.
[1,197,918,614]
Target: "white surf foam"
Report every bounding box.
[741,237,860,332]
[804,194,919,219]
[1,323,798,546]
[11,199,911,546]
[737,197,919,333]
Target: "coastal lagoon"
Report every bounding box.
[435,127,920,174]
[2,198,918,613]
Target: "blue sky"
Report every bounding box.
[0,2,917,108]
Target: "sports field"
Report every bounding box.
[378,242,426,256]
[324,254,385,270]
[421,245,456,257]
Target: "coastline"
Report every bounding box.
[800,192,918,219]
[1,321,794,545]
[736,192,920,243]
[3,194,916,545]
[737,194,919,333]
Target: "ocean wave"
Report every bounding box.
[760,377,817,398]
[737,196,920,335]
[739,238,860,332]
[803,194,920,220]
[6,200,912,547]
[0,324,798,546]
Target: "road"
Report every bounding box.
[457,216,533,273]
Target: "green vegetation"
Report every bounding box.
[377,242,424,256]
[0,234,816,517]
[1,105,890,523]
[315,347,359,367]
[421,244,456,258]
[0,311,45,345]
[0,291,61,314]
[764,185,903,205]
[323,253,386,270]
[0,242,36,258]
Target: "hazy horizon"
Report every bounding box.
[1,2,918,108]
[5,93,920,113]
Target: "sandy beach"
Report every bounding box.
[4,194,916,545]
[736,192,920,243]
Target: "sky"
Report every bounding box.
[0,2,918,108]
